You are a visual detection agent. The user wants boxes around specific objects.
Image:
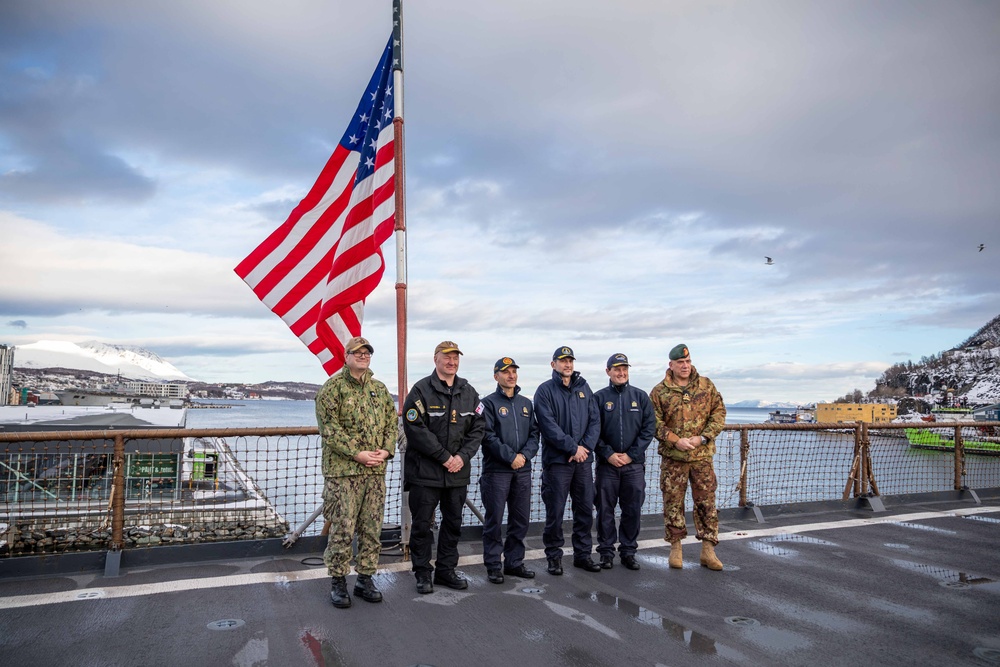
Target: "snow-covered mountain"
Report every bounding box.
[13,341,193,382]
[870,313,1000,407]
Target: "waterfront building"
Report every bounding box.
[973,402,1000,421]
[122,382,188,399]
[816,402,897,423]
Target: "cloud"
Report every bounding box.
[0,213,255,318]
[715,361,890,382]
[7,320,27,329]
[1,0,998,399]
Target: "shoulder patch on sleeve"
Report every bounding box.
[405,408,419,422]
[414,399,425,415]
[475,401,484,415]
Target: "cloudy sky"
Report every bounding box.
[1,1,998,404]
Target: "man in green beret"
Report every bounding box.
[649,343,727,571]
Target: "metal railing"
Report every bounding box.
[2,421,998,559]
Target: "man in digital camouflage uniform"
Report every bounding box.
[649,343,727,571]
[316,336,397,608]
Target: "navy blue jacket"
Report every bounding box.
[478,384,540,474]
[534,370,600,467]
[594,380,656,466]
[402,372,483,488]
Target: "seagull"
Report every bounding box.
[765,256,774,265]
[979,244,985,252]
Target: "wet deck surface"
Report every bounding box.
[2,495,999,667]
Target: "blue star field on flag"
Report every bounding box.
[340,38,394,184]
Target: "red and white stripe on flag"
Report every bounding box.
[235,38,396,376]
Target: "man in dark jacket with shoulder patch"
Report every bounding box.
[534,345,602,575]
[594,353,656,571]
[401,340,484,594]
[477,356,540,584]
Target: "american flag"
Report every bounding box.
[235,38,397,375]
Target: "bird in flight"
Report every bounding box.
[765,256,774,265]
[979,244,985,252]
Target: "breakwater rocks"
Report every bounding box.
[1,513,289,556]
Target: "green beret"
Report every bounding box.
[669,344,690,360]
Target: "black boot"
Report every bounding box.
[415,572,434,594]
[330,576,351,608]
[353,574,383,603]
[433,570,469,590]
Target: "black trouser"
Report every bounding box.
[541,461,595,561]
[479,468,532,569]
[595,461,646,557]
[408,483,467,574]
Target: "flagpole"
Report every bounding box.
[392,0,408,410]
[392,0,412,560]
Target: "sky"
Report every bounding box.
[1,1,998,404]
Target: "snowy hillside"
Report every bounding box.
[870,313,1000,407]
[13,341,193,382]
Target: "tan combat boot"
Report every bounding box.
[668,540,684,569]
[700,541,723,571]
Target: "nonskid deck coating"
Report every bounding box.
[1,500,998,667]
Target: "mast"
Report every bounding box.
[392,0,408,411]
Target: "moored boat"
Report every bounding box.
[904,426,1000,456]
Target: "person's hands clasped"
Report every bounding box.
[444,454,465,473]
[354,449,390,467]
[674,436,703,452]
[608,452,632,467]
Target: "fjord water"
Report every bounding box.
[187,399,774,429]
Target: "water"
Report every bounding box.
[186,399,318,429]
[724,407,773,424]
[187,400,773,429]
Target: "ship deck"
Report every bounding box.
[1,492,999,667]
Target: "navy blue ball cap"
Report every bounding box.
[494,357,519,373]
[607,353,630,369]
[552,346,575,360]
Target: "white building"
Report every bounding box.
[123,381,189,399]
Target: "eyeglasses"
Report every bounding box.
[350,351,372,358]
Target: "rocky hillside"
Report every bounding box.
[9,340,323,401]
[870,313,1000,407]
[187,380,322,401]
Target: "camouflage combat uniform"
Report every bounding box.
[649,367,726,544]
[316,367,397,577]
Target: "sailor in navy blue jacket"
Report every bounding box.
[477,357,540,582]
[593,353,656,570]
[533,346,602,573]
